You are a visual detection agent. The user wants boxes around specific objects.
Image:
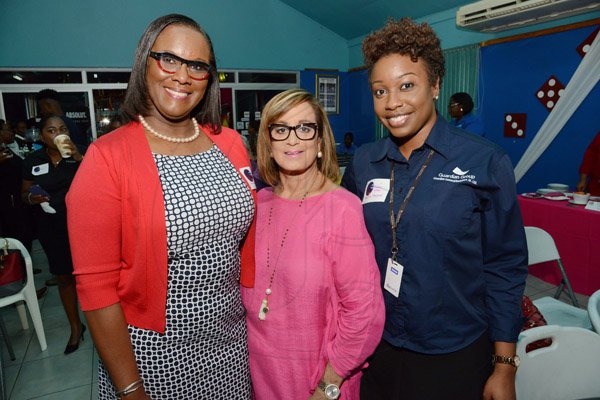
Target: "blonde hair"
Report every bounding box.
[257,89,339,187]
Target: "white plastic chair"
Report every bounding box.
[525,226,579,306]
[0,238,47,352]
[516,325,600,400]
[589,289,600,333]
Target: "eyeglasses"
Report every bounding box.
[448,102,461,108]
[148,51,212,81]
[268,123,318,141]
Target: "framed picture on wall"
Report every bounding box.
[315,74,339,114]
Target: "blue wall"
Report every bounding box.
[0,0,349,70]
[479,25,600,193]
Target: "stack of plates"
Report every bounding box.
[547,183,569,192]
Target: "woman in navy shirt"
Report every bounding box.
[342,18,527,400]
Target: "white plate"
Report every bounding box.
[568,199,587,205]
[547,183,569,191]
[537,188,556,194]
[543,195,569,201]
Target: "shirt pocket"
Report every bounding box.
[423,182,478,236]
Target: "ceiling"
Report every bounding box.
[279,0,474,40]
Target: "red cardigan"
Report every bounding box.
[66,122,256,333]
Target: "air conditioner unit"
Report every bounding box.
[456,0,600,32]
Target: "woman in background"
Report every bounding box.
[67,14,256,399]
[243,89,384,400]
[342,18,527,400]
[21,115,84,353]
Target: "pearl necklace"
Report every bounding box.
[258,190,309,321]
[138,115,201,143]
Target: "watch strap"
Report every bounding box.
[491,354,519,368]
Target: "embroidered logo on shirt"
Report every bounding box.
[434,167,477,185]
[452,167,470,176]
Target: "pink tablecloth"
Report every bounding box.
[518,196,600,296]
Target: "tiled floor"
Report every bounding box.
[0,242,97,400]
[0,242,592,399]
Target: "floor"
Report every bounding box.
[0,242,592,399]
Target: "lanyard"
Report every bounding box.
[389,149,435,261]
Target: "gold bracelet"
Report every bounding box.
[115,378,144,399]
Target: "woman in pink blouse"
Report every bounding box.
[242,89,385,400]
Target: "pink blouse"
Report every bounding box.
[242,188,385,400]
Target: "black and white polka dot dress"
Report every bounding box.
[98,145,254,399]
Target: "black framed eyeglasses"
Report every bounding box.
[268,123,319,141]
[148,51,212,81]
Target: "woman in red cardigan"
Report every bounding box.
[67,14,256,400]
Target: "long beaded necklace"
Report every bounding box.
[139,115,201,143]
[258,190,310,320]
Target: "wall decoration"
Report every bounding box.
[577,26,599,58]
[504,113,527,138]
[536,75,565,112]
[315,74,339,114]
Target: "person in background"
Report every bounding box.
[342,18,527,400]
[67,14,256,399]
[338,131,358,155]
[21,115,84,348]
[247,119,268,190]
[448,92,485,137]
[14,120,28,147]
[243,89,384,400]
[36,89,87,151]
[576,131,600,196]
[1,120,48,297]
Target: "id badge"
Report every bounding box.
[384,258,404,297]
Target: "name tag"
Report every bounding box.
[239,167,256,190]
[384,258,404,297]
[362,178,390,204]
[32,163,49,176]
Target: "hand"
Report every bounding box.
[483,364,516,400]
[28,194,50,205]
[308,390,327,400]
[65,140,83,161]
[0,150,13,163]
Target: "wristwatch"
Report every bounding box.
[318,380,340,400]
[492,354,520,368]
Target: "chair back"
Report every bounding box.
[524,226,560,265]
[516,325,600,400]
[589,289,600,333]
[0,238,47,352]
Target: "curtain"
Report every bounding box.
[373,44,480,139]
[439,44,480,121]
[514,32,600,182]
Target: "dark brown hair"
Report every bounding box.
[362,17,445,87]
[121,14,221,132]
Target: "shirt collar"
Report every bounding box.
[368,116,451,163]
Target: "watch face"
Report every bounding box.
[513,355,520,367]
[325,384,340,399]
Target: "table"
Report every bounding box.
[518,196,600,296]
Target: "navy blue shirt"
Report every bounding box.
[342,117,527,354]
